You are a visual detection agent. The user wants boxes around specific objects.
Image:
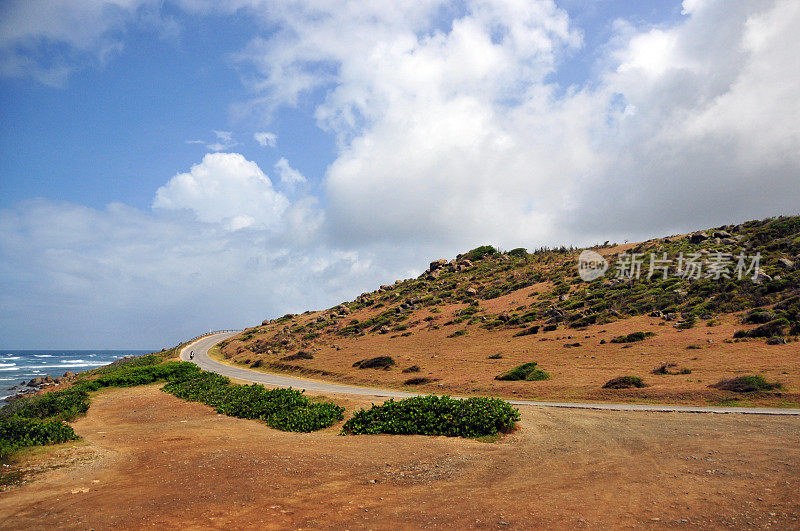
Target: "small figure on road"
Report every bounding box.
[189,350,194,360]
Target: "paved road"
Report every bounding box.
[181,332,800,416]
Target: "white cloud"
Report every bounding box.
[0,197,380,348]
[274,157,306,187]
[235,0,799,248]
[254,131,277,147]
[187,130,239,152]
[153,152,289,231]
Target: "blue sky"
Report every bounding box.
[1,1,798,348]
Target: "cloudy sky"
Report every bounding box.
[1,0,798,348]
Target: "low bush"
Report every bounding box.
[495,362,550,381]
[610,331,655,343]
[602,376,647,389]
[281,351,314,361]
[341,395,520,438]
[651,363,691,375]
[0,417,78,461]
[404,377,436,385]
[353,356,395,370]
[513,325,540,337]
[162,373,344,432]
[402,365,421,373]
[709,375,782,393]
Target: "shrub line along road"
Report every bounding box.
[181,332,800,416]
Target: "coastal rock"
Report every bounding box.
[27,377,45,387]
[63,371,76,378]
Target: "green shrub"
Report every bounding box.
[464,245,499,262]
[0,388,90,422]
[402,365,421,373]
[495,362,550,381]
[162,374,344,432]
[610,331,655,343]
[0,417,78,461]
[353,356,395,369]
[404,377,435,385]
[281,351,314,361]
[91,354,163,374]
[602,376,646,389]
[341,395,520,438]
[710,375,782,393]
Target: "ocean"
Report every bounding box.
[0,350,153,401]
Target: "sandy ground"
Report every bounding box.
[1,385,799,529]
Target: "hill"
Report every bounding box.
[219,216,800,407]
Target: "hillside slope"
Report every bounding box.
[220,216,800,407]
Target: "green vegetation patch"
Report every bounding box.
[341,395,520,438]
[709,375,783,393]
[162,373,344,432]
[602,376,647,389]
[610,331,655,343]
[353,356,395,369]
[495,362,550,381]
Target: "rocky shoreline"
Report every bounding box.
[3,371,77,402]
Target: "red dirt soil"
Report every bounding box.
[1,384,799,529]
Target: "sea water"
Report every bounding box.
[0,350,152,401]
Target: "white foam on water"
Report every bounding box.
[33,354,53,358]
[18,362,106,369]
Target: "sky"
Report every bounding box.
[1,0,798,349]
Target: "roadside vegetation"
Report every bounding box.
[0,353,343,463]
[341,395,520,438]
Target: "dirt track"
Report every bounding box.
[1,385,799,529]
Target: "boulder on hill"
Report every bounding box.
[429,258,448,271]
[63,371,76,378]
[778,258,794,270]
[688,231,708,243]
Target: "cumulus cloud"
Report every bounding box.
[254,131,277,147]
[153,152,289,231]
[235,0,799,249]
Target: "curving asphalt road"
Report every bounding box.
[181,332,800,416]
